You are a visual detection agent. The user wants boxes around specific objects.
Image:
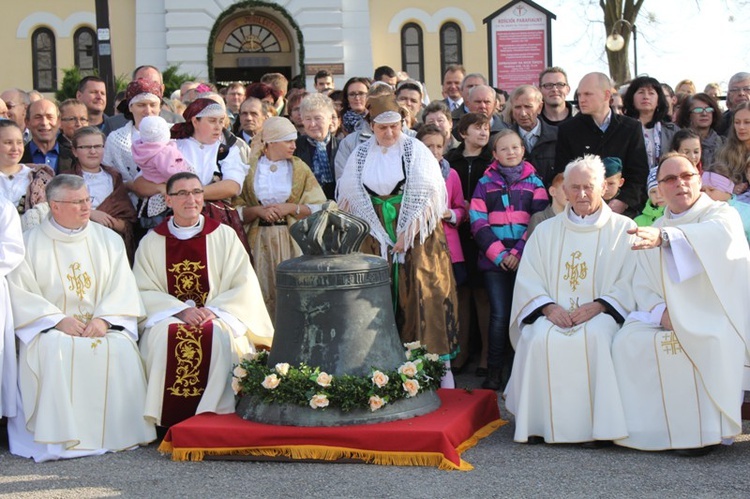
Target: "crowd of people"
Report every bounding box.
[0,61,749,462]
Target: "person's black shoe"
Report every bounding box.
[481,368,503,390]
[475,367,488,377]
[526,436,545,445]
[674,445,717,457]
[580,440,614,449]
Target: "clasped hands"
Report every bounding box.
[56,317,109,337]
[251,203,297,223]
[542,302,605,329]
[175,306,217,326]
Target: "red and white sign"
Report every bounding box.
[490,2,549,91]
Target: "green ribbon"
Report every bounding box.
[371,194,403,315]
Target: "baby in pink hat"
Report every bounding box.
[131,115,190,184]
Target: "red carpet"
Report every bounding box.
[159,388,505,471]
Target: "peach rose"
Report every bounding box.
[309,394,330,409]
[316,372,333,387]
[425,353,440,362]
[398,361,418,378]
[231,377,242,395]
[275,363,290,376]
[261,374,280,389]
[369,395,386,412]
[232,365,247,379]
[371,370,390,388]
[403,379,420,397]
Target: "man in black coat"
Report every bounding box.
[508,85,557,186]
[554,72,649,216]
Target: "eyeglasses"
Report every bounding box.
[540,82,568,90]
[51,197,92,206]
[348,92,367,99]
[657,172,699,186]
[61,117,89,124]
[75,144,104,151]
[690,107,714,114]
[168,189,205,198]
[728,86,750,94]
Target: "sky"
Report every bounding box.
[545,0,750,92]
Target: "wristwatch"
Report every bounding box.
[660,229,670,247]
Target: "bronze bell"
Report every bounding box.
[236,202,440,426]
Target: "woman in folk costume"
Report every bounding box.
[337,94,460,387]
[235,117,326,321]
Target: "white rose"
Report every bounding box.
[261,374,280,389]
[316,372,333,387]
[371,370,389,388]
[309,394,330,409]
[404,341,421,351]
[275,363,290,376]
[242,351,258,362]
[403,379,420,397]
[231,377,242,395]
[398,361,418,378]
[369,395,386,412]
[425,353,440,362]
[232,365,247,379]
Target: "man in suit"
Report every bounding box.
[20,99,74,174]
[451,73,487,122]
[441,65,465,112]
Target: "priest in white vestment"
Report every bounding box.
[134,172,273,427]
[0,197,24,418]
[505,155,636,445]
[6,175,155,462]
[612,153,750,454]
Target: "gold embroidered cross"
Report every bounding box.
[661,331,683,355]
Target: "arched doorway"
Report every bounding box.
[209,3,303,85]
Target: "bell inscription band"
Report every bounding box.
[236,202,441,426]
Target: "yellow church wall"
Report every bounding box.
[0,1,135,97]
[368,1,511,99]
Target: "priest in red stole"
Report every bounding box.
[134,172,273,427]
[613,153,750,454]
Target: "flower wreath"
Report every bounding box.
[233,342,446,412]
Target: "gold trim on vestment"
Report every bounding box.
[167,324,207,398]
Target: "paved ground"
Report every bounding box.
[2,369,749,499]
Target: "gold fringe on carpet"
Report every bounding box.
[158,418,506,471]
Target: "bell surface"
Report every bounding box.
[269,254,405,377]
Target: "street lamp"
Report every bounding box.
[606,19,638,77]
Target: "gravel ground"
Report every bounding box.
[2,369,749,499]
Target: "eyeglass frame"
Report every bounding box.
[167,189,205,198]
[657,172,700,186]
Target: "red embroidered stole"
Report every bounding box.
[155,217,220,427]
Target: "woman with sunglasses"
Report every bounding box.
[676,92,724,168]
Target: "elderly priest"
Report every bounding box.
[133,172,273,427]
[505,155,636,446]
[612,153,750,455]
[7,174,155,462]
